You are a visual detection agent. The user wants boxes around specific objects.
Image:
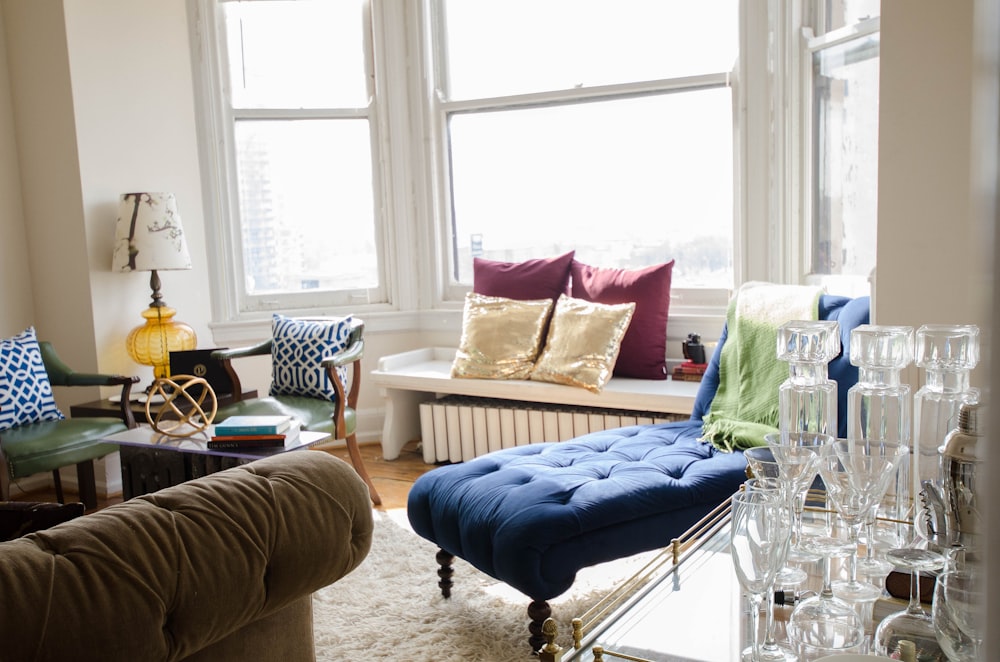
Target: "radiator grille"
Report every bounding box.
[418,395,684,463]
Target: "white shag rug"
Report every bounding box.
[312,509,653,662]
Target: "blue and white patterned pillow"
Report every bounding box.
[270,315,353,402]
[0,327,65,431]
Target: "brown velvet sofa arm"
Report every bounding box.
[0,451,374,662]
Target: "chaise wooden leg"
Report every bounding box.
[344,432,382,505]
[527,600,553,653]
[436,548,454,598]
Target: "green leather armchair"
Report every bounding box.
[211,318,381,505]
[0,342,139,509]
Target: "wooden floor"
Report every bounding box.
[8,440,436,513]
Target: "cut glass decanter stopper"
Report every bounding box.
[776,319,840,438]
[912,324,980,493]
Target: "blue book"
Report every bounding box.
[213,415,293,436]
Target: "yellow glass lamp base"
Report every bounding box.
[126,305,196,379]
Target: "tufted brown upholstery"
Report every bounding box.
[0,451,374,661]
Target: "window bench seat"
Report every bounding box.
[371,347,700,462]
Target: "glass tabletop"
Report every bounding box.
[560,493,902,662]
[102,424,330,460]
[565,501,744,662]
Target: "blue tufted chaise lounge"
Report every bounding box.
[407,294,870,651]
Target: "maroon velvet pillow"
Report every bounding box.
[570,259,674,380]
[472,251,575,301]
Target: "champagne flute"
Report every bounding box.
[731,490,792,662]
[743,477,799,662]
[744,446,809,587]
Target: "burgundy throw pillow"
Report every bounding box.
[473,251,575,301]
[570,259,674,380]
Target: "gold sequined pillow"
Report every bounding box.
[531,295,636,393]
[451,293,554,380]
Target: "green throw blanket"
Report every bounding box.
[702,282,823,452]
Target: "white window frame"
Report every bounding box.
[188,0,402,326]
[414,1,739,314]
[189,1,870,345]
[795,2,881,296]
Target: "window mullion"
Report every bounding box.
[440,72,732,114]
[231,107,371,120]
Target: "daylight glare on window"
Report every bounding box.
[224,0,368,109]
[234,120,378,295]
[440,0,737,290]
[442,0,737,99]
[812,33,879,280]
[449,90,734,288]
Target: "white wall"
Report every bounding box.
[0,6,33,335]
[876,2,991,339]
[63,0,213,382]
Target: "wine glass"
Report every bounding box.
[933,559,984,661]
[744,447,809,588]
[730,490,792,662]
[785,534,866,661]
[824,439,909,602]
[763,432,831,560]
[872,548,945,656]
[742,477,799,662]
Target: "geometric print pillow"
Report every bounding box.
[0,327,65,432]
[269,315,353,403]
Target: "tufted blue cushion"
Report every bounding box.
[408,294,871,602]
[270,315,351,402]
[0,327,65,432]
[408,423,746,600]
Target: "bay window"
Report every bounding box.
[190,0,878,328]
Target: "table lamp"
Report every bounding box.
[112,192,197,379]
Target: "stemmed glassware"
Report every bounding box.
[846,325,914,543]
[744,446,808,588]
[932,553,984,661]
[783,438,867,661]
[742,477,799,662]
[856,506,893,579]
[872,547,945,656]
[785,529,867,662]
[821,439,909,603]
[730,489,793,662]
[772,319,840,561]
[763,432,831,560]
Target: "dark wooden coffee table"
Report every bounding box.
[101,424,328,499]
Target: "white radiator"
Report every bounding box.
[418,395,682,464]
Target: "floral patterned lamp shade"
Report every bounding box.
[112,192,196,379]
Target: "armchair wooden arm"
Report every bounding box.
[321,322,364,440]
[211,340,272,405]
[38,341,139,429]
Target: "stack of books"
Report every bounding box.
[208,415,300,449]
[671,360,707,382]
